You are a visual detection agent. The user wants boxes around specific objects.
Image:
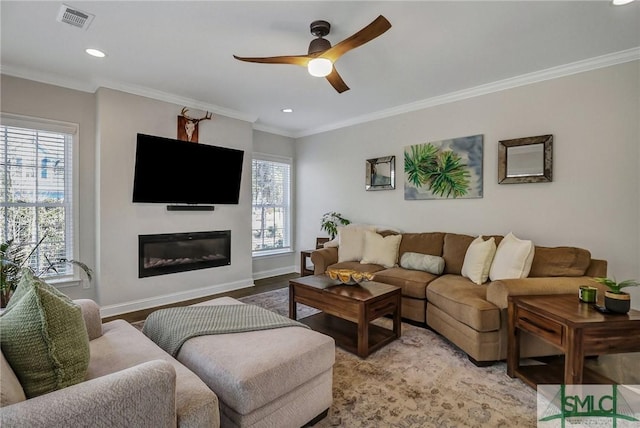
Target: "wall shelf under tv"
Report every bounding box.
[166,205,215,212]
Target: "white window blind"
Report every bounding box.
[1,116,76,279]
[252,154,291,256]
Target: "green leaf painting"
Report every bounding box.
[404,135,483,200]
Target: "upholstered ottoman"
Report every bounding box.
[176,297,335,428]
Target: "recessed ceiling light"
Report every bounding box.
[611,0,635,5]
[281,108,293,113]
[85,48,106,58]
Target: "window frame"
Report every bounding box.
[1,113,81,287]
[251,153,293,258]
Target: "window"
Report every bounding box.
[1,114,77,280]
[252,154,291,256]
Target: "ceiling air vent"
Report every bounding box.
[56,4,95,30]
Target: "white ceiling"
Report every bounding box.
[1,1,639,138]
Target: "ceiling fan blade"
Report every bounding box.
[326,68,350,93]
[233,54,311,67]
[321,15,391,63]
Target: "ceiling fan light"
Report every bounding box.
[85,48,106,58]
[308,58,333,77]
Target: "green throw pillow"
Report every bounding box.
[0,270,90,398]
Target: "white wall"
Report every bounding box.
[252,130,297,279]
[295,61,640,308]
[95,88,255,315]
[0,75,98,301]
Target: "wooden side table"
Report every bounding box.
[507,294,640,387]
[300,238,331,277]
[300,250,314,276]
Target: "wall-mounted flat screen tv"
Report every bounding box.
[132,133,244,205]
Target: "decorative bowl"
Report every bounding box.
[326,269,374,285]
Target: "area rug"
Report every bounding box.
[237,288,537,427]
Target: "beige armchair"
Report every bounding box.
[1,358,177,428]
[2,298,219,427]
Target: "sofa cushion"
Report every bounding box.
[398,232,445,259]
[442,233,475,275]
[442,233,503,275]
[361,231,402,268]
[461,236,497,285]
[0,271,90,398]
[426,275,500,332]
[400,252,445,275]
[489,232,535,281]
[337,225,375,262]
[373,267,438,299]
[529,246,591,277]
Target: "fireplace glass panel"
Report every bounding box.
[139,231,231,278]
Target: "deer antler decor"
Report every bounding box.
[178,107,213,143]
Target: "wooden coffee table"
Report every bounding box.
[507,294,640,387]
[289,275,401,358]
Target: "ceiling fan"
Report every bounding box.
[233,15,391,93]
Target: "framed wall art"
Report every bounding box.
[366,156,395,191]
[404,134,483,200]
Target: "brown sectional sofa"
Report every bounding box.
[311,231,607,364]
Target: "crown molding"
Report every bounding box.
[0,65,258,124]
[96,79,258,124]
[0,64,97,93]
[252,122,297,138]
[294,47,640,138]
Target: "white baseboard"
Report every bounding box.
[252,266,296,281]
[99,278,255,318]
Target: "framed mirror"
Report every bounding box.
[498,135,552,184]
[366,156,395,191]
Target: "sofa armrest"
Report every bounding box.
[74,299,103,340]
[585,258,607,278]
[486,276,605,309]
[0,360,177,428]
[311,247,338,275]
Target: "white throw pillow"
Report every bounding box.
[360,231,402,268]
[337,225,375,262]
[489,232,535,281]
[323,237,338,248]
[461,236,497,285]
[323,223,397,248]
[400,252,445,275]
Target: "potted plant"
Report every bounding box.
[592,276,639,314]
[0,239,27,307]
[1,236,92,308]
[320,212,351,240]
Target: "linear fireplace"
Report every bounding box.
[138,230,231,278]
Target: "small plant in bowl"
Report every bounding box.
[592,277,639,314]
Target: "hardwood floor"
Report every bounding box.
[102,273,297,324]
